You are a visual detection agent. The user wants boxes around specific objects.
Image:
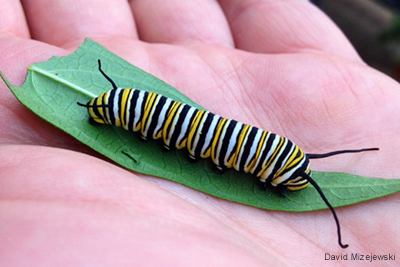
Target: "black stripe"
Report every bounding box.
[146,95,167,139]
[187,111,205,159]
[287,181,308,188]
[218,120,238,168]
[246,129,264,171]
[193,112,213,159]
[253,132,276,176]
[142,94,159,133]
[237,126,258,172]
[280,148,303,175]
[204,114,222,154]
[128,89,140,131]
[266,139,293,182]
[137,91,149,129]
[164,103,181,145]
[227,122,244,164]
[91,97,103,123]
[169,104,191,149]
[178,108,199,147]
[155,99,174,137]
[108,89,117,126]
[117,89,124,125]
[121,89,132,126]
[98,93,110,123]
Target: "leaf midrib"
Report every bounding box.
[28,65,97,98]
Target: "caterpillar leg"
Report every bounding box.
[162,144,171,152]
[89,117,99,125]
[187,154,198,163]
[214,165,227,174]
[263,182,268,191]
[139,135,148,142]
[276,185,286,198]
[261,182,286,198]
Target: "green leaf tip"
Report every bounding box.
[0,70,13,89]
[2,38,399,212]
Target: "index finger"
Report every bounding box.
[21,0,138,49]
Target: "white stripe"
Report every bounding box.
[224,121,243,166]
[189,111,208,156]
[260,138,289,182]
[201,114,221,157]
[273,143,296,181]
[213,119,230,166]
[240,127,263,172]
[176,106,197,147]
[133,90,146,131]
[233,126,250,171]
[249,131,270,175]
[143,94,161,138]
[153,97,174,139]
[124,90,133,130]
[166,104,184,147]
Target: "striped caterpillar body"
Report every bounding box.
[84,87,312,191]
[78,60,379,249]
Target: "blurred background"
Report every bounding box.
[312,0,400,81]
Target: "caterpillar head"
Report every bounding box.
[77,91,112,125]
[77,59,121,125]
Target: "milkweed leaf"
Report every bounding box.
[1,38,399,212]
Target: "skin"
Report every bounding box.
[0,0,399,266]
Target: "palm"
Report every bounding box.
[1,1,399,266]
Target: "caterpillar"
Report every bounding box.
[78,60,379,249]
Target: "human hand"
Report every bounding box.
[1,1,399,266]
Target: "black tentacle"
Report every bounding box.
[97,59,118,90]
[308,148,378,159]
[304,173,348,249]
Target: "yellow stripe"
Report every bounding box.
[275,146,300,177]
[162,102,182,145]
[88,98,96,120]
[96,93,111,125]
[286,149,305,170]
[305,163,311,174]
[120,89,131,129]
[103,91,111,123]
[141,92,158,136]
[233,124,251,170]
[187,110,205,155]
[287,182,310,191]
[96,95,105,120]
[211,118,228,163]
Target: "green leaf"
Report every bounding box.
[1,38,399,212]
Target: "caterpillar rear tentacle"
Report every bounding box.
[78,60,379,249]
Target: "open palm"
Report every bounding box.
[1,1,399,266]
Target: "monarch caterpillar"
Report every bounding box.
[78,60,379,249]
